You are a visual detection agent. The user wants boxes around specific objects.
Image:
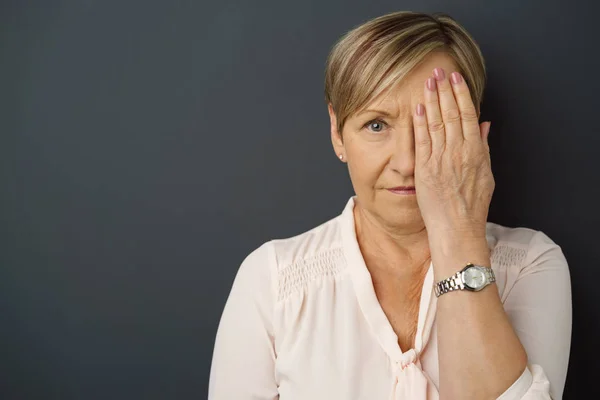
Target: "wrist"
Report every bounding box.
[430,236,491,281]
[430,234,489,257]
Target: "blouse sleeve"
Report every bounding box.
[496,230,572,400]
[208,242,279,400]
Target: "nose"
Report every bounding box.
[388,129,416,176]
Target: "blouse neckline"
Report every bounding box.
[339,196,438,364]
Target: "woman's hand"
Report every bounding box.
[413,67,493,241]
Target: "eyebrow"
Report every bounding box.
[358,109,395,117]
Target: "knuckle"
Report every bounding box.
[425,98,439,108]
[414,117,428,127]
[438,85,454,95]
[428,120,445,133]
[442,107,461,122]
[416,138,431,147]
[460,108,478,121]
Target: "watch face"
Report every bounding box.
[463,266,486,289]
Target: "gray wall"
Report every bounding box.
[2,1,597,398]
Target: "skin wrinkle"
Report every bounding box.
[374,260,429,351]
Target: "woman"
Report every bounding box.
[208,11,571,400]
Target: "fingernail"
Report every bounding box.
[450,72,463,85]
[426,77,436,91]
[433,68,445,81]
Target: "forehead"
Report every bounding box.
[363,52,459,114]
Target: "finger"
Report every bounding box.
[480,121,491,153]
[449,71,481,142]
[433,67,463,147]
[413,103,431,164]
[424,75,446,153]
[479,121,486,140]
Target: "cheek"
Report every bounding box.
[347,146,386,186]
[355,138,388,164]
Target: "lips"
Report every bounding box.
[389,186,415,190]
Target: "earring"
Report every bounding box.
[339,154,344,161]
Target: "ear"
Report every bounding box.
[328,103,345,160]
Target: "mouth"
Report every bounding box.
[387,186,416,195]
[389,186,415,191]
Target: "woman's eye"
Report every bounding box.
[364,119,387,133]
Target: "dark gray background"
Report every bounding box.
[2,0,598,399]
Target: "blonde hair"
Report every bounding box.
[324,11,486,137]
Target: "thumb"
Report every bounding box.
[480,121,491,138]
[480,121,491,153]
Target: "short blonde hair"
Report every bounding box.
[324,11,486,137]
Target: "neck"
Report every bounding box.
[353,203,431,278]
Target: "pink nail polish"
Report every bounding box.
[433,68,445,81]
[416,103,424,116]
[451,72,463,84]
[426,77,436,91]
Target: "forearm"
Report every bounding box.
[431,236,528,400]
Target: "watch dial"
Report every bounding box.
[463,267,485,289]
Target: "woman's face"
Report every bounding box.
[329,52,462,231]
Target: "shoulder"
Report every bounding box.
[235,210,348,302]
[485,222,535,268]
[270,213,344,267]
[485,221,566,269]
[269,213,347,301]
[485,221,569,300]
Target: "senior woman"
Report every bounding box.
[208,11,572,400]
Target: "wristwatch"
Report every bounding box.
[434,263,495,297]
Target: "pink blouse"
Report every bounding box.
[208,196,572,399]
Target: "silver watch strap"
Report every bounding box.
[434,271,464,297]
[483,267,496,284]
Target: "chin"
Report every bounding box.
[385,208,423,225]
[365,198,424,225]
